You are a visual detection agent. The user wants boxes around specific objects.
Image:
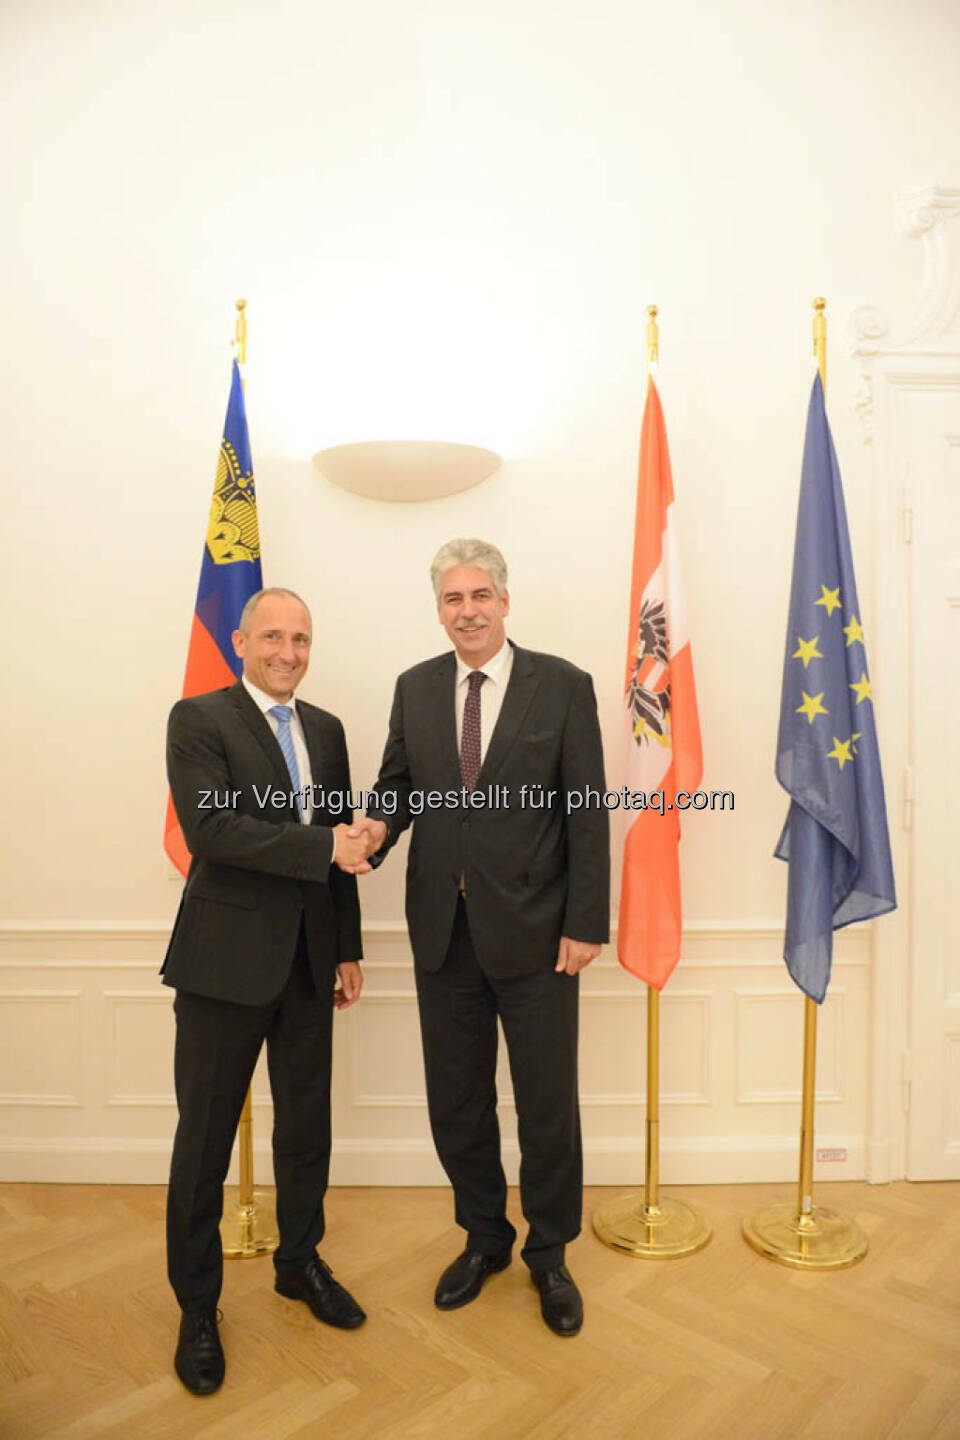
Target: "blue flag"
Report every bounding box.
[774,374,896,1002]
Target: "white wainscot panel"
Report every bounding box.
[579,990,712,1105]
[105,991,175,1105]
[0,923,875,1184]
[0,991,82,1106]
[350,991,426,1107]
[735,988,844,1104]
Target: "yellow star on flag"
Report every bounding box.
[796,691,828,725]
[792,636,823,669]
[827,736,853,770]
[814,584,841,616]
[851,732,863,754]
[849,671,873,704]
[843,615,865,647]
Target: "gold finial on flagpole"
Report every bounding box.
[812,296,826,390]
[742,296,868,1271]
[646,305,659,377]
[234,298,248,366]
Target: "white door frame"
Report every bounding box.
[850,184,960,1181]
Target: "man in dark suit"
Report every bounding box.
[164,587,376,1395]
[353,540,609,1336]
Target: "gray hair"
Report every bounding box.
[237,587,312,634]
[430,539,508,601]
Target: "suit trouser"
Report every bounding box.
[166,933,334,1312]
[414,897,582,1274]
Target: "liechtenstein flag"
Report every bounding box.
[775,374,896,1001]
[163,360,263,875]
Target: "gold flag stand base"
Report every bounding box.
[220,1188,278,1258]
[741,984,869,1273]
[593,1193,712,1259]
[742,1201,868,1271]
[592,984,712,1261]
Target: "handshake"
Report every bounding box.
[333,817,388,875]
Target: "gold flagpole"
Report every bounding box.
[593,306,711,1259]
[742,298,868,1270]
[220,298,278,1259]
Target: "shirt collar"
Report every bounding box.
[242,674,298,717]
[455,638,511,688]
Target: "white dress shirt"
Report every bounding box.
[455,639,514,766]
[242,675,314,826]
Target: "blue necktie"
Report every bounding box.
[269,705,303,819]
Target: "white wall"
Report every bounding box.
[1,0,957,1182]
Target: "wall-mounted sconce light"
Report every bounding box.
[313,439,502,503]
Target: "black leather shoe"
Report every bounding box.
[434,1245,512,1310]
[274,1256,366,1329]
[174,1307,225,1395]
[533,1265,583,1336]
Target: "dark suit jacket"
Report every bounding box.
[369,643,610,977]
[163,681,362,1005]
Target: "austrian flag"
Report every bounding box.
[618,375,702,988]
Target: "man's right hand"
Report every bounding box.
[333,818,388,874]
[355,818,388,853]
[333,824,375,873]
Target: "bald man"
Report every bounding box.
[163,587,375,1394]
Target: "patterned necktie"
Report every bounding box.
[460,671,486,791]
[269,704,303,818]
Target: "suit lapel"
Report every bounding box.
[477,644,540,787]
[432,654,461,785]
[299,701,331,778]
[230,681,295,800]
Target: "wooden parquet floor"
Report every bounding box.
[0,1182,958,1439]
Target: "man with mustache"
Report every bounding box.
[353,539,610,1335]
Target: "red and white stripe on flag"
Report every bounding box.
[618,375,702,988]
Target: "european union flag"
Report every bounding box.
[774,374,896,1002]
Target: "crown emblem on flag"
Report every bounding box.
[206,438,261,565]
